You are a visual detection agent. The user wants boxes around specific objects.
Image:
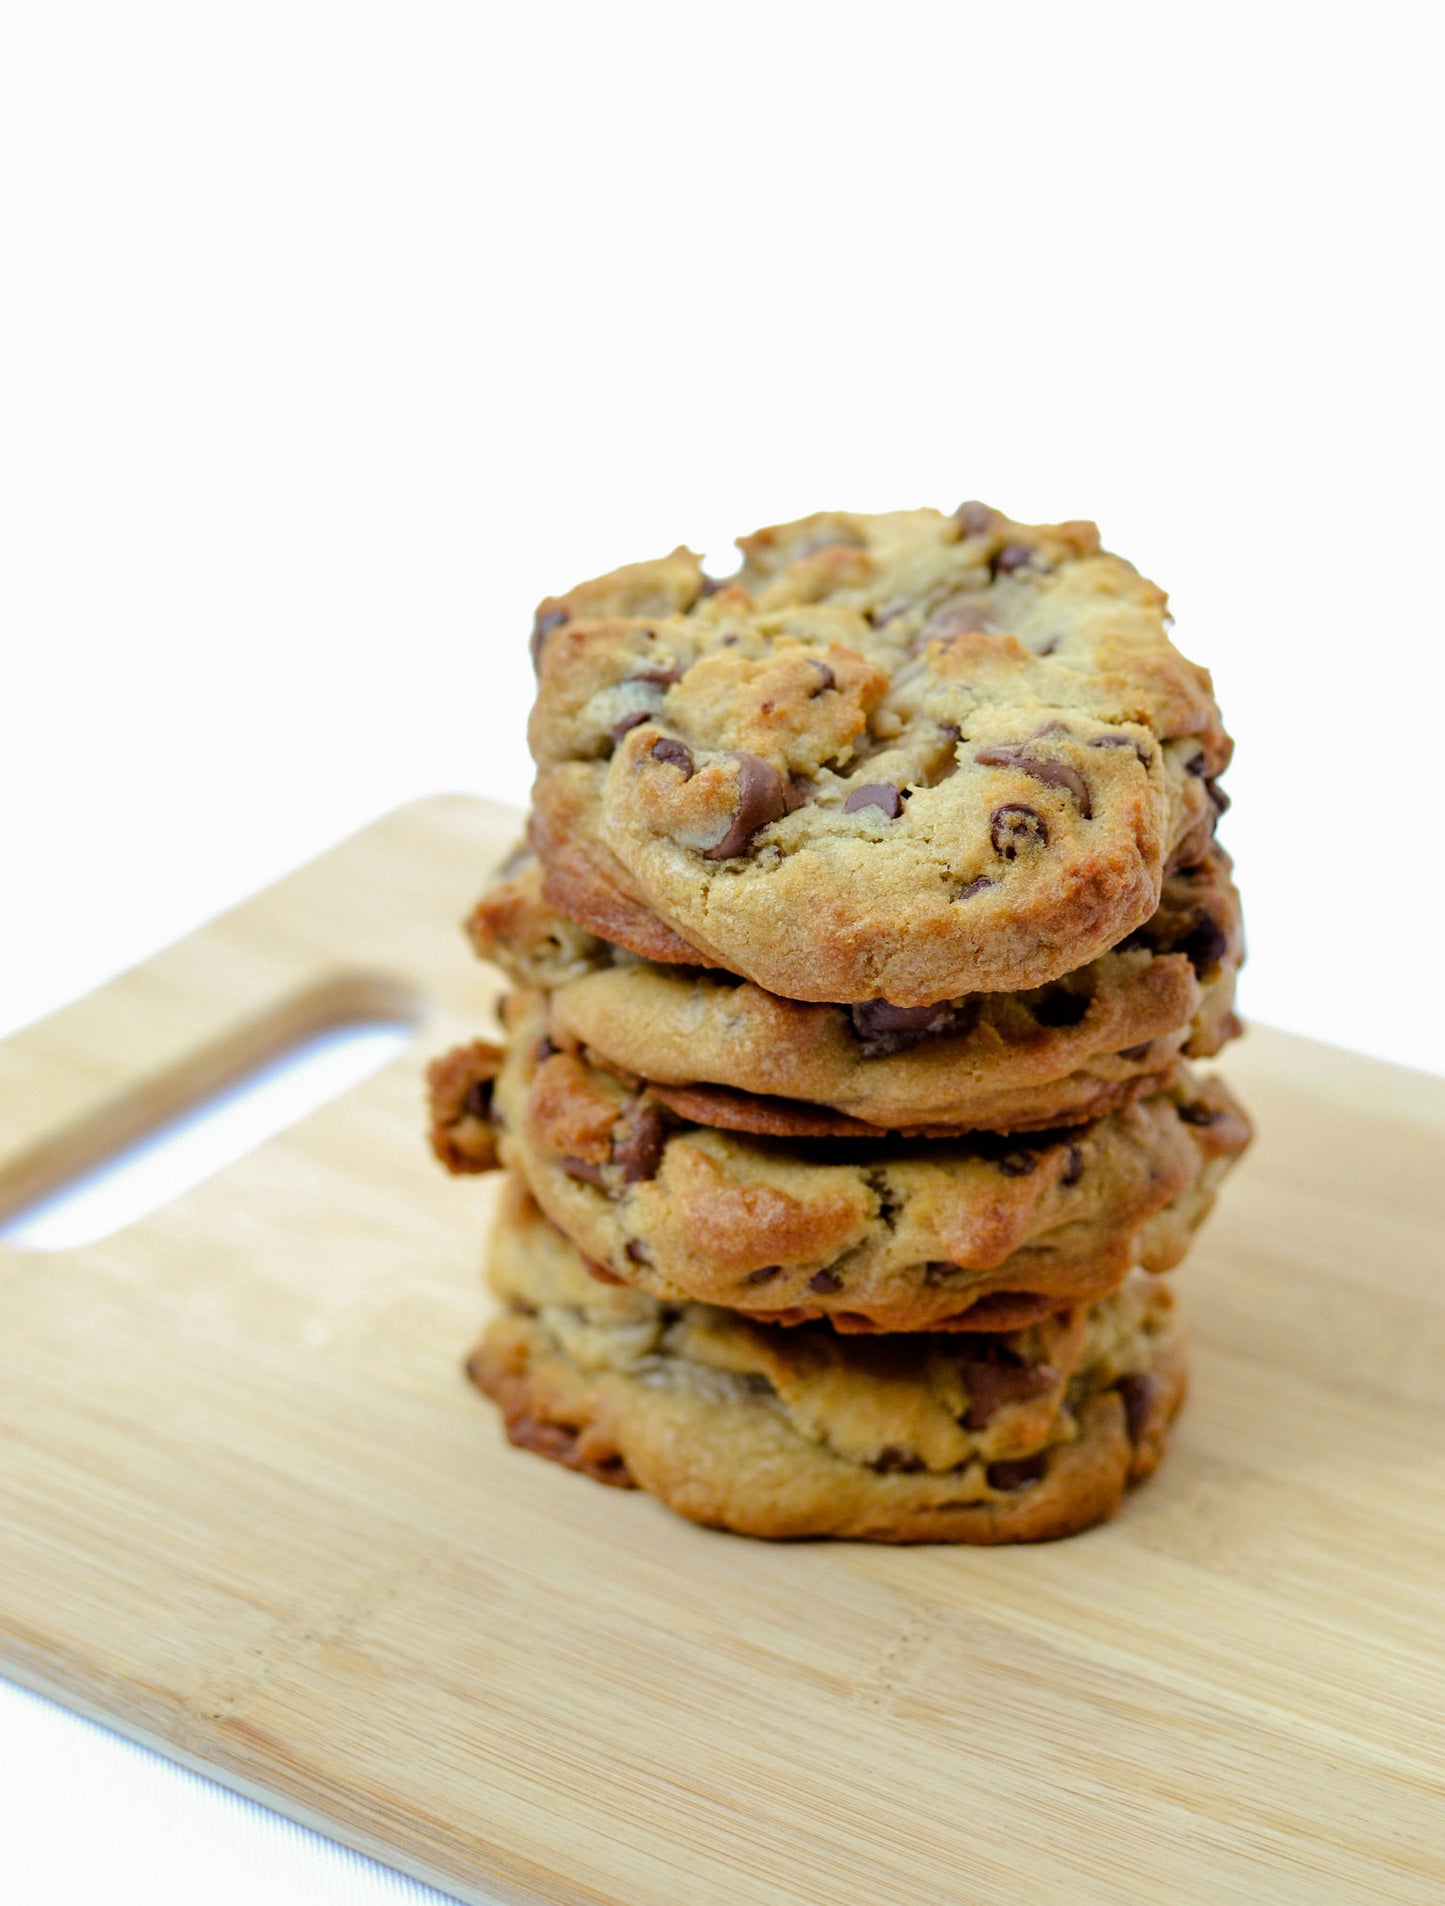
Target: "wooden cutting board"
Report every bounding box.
[1,795,1442,1906]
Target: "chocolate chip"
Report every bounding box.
[461,1081,493,1119]
[651,736,695,776]
[625,1239,652,1265]
[991,543,1036,575]
[975,745,1092,818]
[1179,914,1229,975]
[954,500,995,535]
[1031,989,1089,1029]
[990,804,1049,859]
[955,875,995,901]
[869,595,912,628]
[529,604,568,670]
[986,1453,1049,1492]
[611,710,652,744]
[612,1098,667,1183]
[844,783,905,819]
[939,721,962,743]
[628,665,683,686]
[561,1157,608,1187]
[1091,731,1153,767]
[849,997,968,1058]
[1117,1373,1158,1446]
[809,1269,843,1294]
[807,657,836,695]
[1035,635,1062,656]
[703,752,790,859]
[997,1148,1038,1177]
[743,1265,782,1286]
[958,1347,1059,1431]
[914,597,992,650]
[1118,1043,1153,1062]
[1178,1101,1222,1126]
[1185,750,1208,776]
[584,1258,625,1286]
[1062,1143,1085,1187]
[873,1445,924,1474]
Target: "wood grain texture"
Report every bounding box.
[1,794,1442,1906]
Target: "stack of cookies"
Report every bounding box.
[429,503,1252,1542]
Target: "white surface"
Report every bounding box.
[2,2,1443,1900]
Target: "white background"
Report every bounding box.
[1,3,1442,1900]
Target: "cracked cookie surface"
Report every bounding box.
[443,991,1251,1334]
[527,505,1229,1005]
[471,1179,1186,1542]
[469,844,1243,1135]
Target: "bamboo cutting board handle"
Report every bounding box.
[0,794,521,1222]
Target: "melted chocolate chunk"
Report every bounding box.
[1090,733,1137,750]
[1179,914,1229,975]
[611,710,651,744]
[743,1265,782,1286]
[624,1239,652,1265]
[986,1453,1050,1492]
[584,1258,625,1286]
[990,803,1049,859]
[954,500,995,536]
[958,1346,1059,1431]
[704,753,790,858]
[991,542,1037,575]
[975,744,1092,818]
[561,1157,609,1187]
[629,665,683,685]
[461,1080,493,1120]
[651,736,695,776]
[849,997,968,1058]
[529,605,568,670]
[1177,1101,1222,1126]
[955,875,995,901]
[872,1445,925,1474]
[1117,1373,1158,1446]
[612,1099,666,1183]
[844,783,905,819]
[914,597,992,650]
[809,1269,843,1295]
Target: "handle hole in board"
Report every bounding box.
[0,979,418,1252]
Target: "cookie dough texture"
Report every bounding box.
[527,506,1229,1006]
[472,990,1252,1334]
[470,845,1243,1135]
[471,1181,1186,1542]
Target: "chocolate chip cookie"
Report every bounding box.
[527,505,1229,1005]
[470,1178,1186,1542]
[468,845,1243,1136]
[437,991,1251,1333]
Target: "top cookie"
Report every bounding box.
[528,505,1229,1005]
